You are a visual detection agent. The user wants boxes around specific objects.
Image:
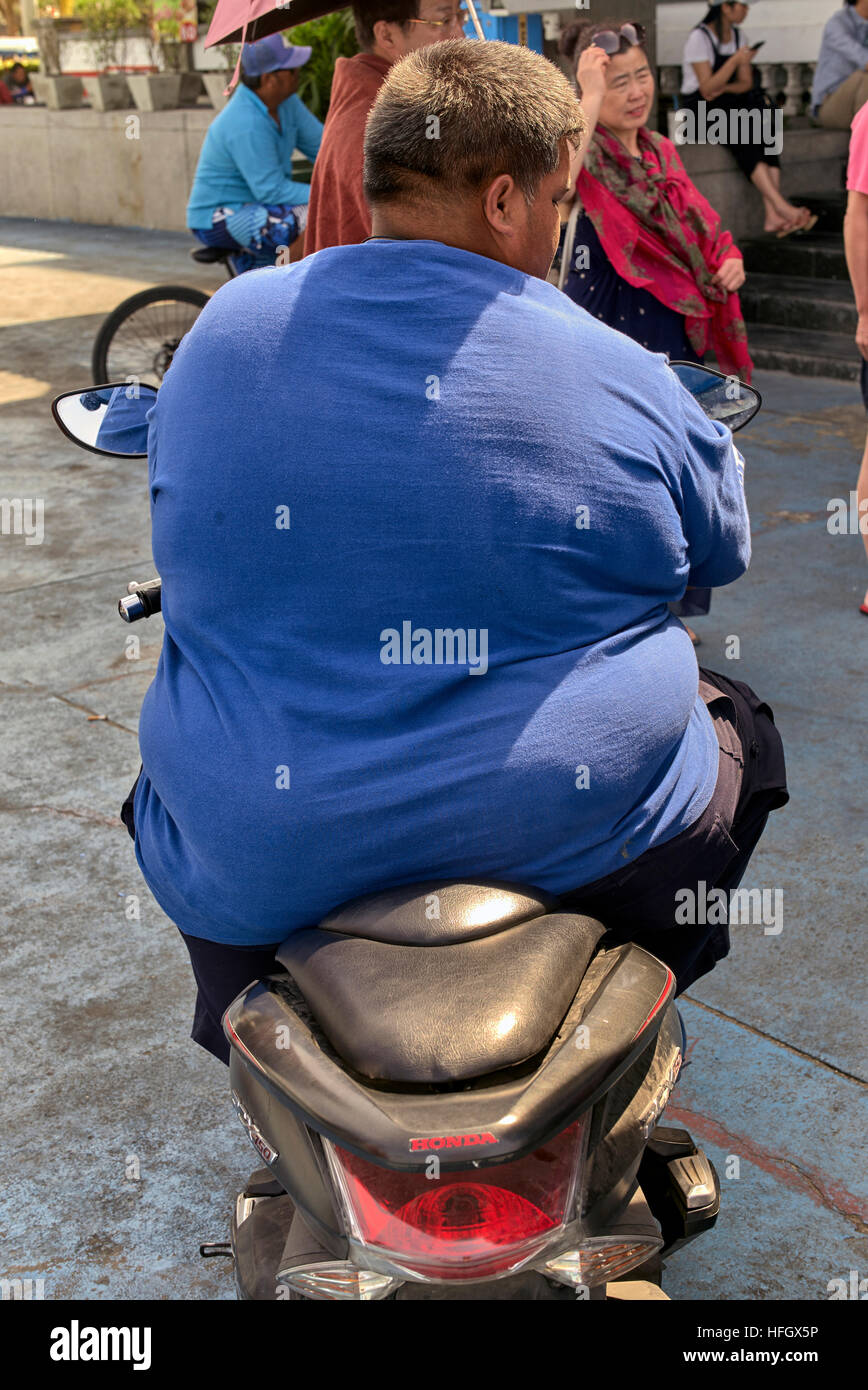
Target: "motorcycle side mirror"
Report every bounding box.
[51,383,157,458]
[668,362,761,433]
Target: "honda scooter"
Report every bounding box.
[51,362,761,1300]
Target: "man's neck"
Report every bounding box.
[368,42,396,66]
[370,206,488,260]
[249,85,282,123]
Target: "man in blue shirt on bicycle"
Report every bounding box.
[187,35,323,272]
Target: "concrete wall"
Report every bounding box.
[679,128,850,243]
[529,2,841,65]
[0,106,211,231]
[56,33,234,74]
[0,90,850,242]
[656,0,840,65]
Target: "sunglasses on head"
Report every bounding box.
[591,22,646,55]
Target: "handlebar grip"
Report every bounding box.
[119,578,162,623]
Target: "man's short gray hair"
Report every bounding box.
[363,39,586,206]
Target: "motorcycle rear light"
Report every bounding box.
[323,1121,584,1282]
[542,1236,663,1290]
[278,1263,402,1301]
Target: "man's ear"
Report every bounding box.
[371,18,399,57]
[482,173,523,239]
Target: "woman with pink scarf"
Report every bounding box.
[558,19,754,637]
[558,18,753,383]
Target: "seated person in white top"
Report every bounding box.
[680,2,814,236]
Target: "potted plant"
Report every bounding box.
[31,3,86,106]
[127,0,185,110]
[201,40,238,111]
[75,0,138,109]
[193,0,234,108]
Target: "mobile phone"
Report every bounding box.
[749,41,765,52]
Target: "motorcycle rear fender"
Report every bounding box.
[223,939,675,1171]
[229,1049,347,1254]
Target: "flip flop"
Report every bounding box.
[860,602,868,615]
[776,212,818,239]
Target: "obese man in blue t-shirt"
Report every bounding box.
[127,39,787,1064]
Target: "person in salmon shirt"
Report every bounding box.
[304,0,467,253]
[843,98,868,615]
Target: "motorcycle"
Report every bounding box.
[51,362,761,1301]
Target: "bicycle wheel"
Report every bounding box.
[92,285,210,387]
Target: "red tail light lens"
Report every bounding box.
[323,1121,584,1281]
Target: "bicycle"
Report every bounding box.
[90,244,239,387]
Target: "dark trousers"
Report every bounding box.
[122,667,787,1064]
[678,89,782,179]
[560,667,788,994]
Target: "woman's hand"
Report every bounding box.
[576,45,610,106]
[733,44,755,68]
[712,257,746,293]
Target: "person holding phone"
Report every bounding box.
[680,2,815,236]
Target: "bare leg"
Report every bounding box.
[751,161,810,232]
[767,166,811,226]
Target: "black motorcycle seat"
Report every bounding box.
[277,885,606,1083]
[318,880,556,945]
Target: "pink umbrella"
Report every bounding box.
[205,0,485,51]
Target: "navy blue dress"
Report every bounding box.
[563,213,704,364]
[562,214,710,618]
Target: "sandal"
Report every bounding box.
[776,212,818,239]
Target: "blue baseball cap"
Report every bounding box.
[241,35,312,78]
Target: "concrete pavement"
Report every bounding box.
[1,217,865,1301]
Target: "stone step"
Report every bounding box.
[746,323,860,381]
[741,234,848,281]
[741,273,856,335]
[802,192,846,235]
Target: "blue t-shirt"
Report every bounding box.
[187,84,323,229]
[134,240,750,946]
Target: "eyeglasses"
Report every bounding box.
[407,8,468,28]
[591,22,646,55]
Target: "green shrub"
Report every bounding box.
[74,0,142,69]
[284,10,358,121]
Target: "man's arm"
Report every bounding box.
[845,189,868,360]
[223,118,313,207]
[289,96,324,162]
[820,15,868,74]
[671,376,751,590]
